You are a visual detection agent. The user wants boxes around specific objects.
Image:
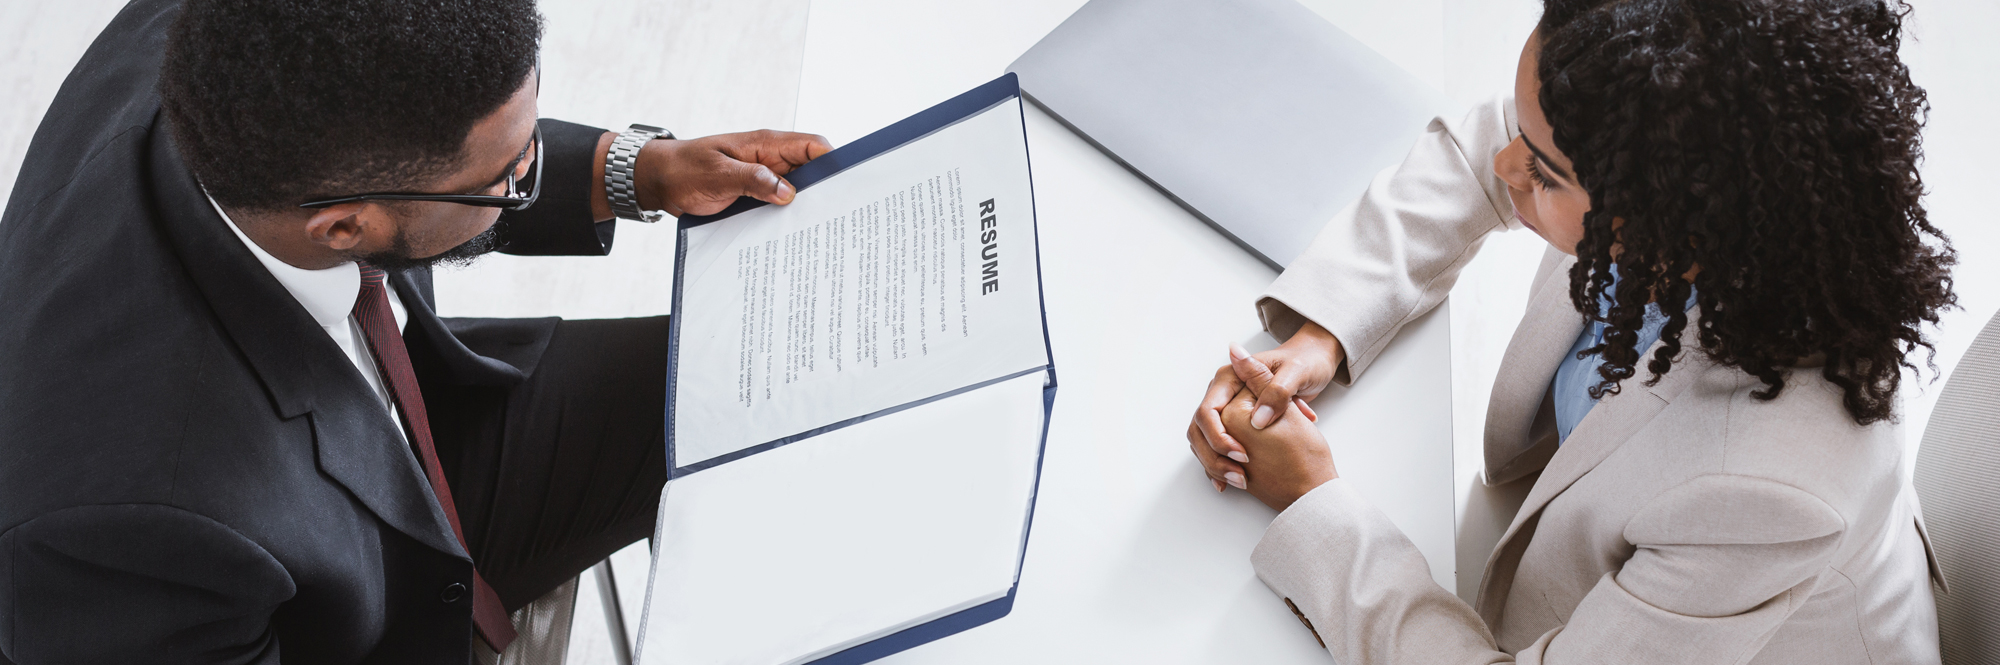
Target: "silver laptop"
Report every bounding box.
[1008,0,1458,268]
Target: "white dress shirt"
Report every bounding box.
[208,196,410,431]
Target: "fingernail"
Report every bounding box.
[776,181,795,202]
[1224,471,1246,490]
[1252,405,1275,429]
[1213,478,1226,493]
[1227,450,1249,464]
[1228,343,1250,361]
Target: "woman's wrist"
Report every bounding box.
[1287,321,1347,374]
[1274,472,1340,513]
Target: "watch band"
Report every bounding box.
[605,123,673,222]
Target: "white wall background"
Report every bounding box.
[4,0,1995,661]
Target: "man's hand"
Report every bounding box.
[1212,386,1338,512]
[597,129,834,220]
[1185,322,1345,492]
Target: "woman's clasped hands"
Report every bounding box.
[1186,322,1347,512]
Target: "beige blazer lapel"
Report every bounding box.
[1483,250,1585,484]
[1472,301,1713,625]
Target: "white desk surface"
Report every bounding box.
[796,1,1461,661]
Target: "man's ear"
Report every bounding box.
[302,203,376,252]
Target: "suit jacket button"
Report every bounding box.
[441,582,468,603]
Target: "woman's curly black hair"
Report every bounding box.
[1536,0,1954,424]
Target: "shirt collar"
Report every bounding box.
[206,193,359,330]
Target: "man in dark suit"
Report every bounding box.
[0,0,829,662]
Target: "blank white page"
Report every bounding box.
[636,371,1049,665]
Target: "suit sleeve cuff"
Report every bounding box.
[495,118,615,257]
[1254,477,1375,576]
[1256,296,1361,386]
[1253,479,1491,661]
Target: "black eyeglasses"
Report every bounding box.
[299,124,542,212]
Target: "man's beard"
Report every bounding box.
[357,217,505,272]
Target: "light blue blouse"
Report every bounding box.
[1551,277,1696,443]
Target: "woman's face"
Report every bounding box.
[1494,31,1594,255]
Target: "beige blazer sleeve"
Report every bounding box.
[1259,94,1522,384]
[1252,476,1846,664]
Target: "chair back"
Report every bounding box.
[1914,309,2000,663]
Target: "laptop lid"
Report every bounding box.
[1008,0,1458,268]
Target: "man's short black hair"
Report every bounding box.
[160,0,543,212]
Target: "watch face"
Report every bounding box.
[630,123,668,136]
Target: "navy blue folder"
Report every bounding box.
[658,73,1056,664]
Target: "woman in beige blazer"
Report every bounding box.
[1185,0,1954,662]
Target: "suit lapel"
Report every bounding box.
[305,360,469,559]
[1472,304,1711,624]
[146,123,465,560]
[1483,252,1586,483]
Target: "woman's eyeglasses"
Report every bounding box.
[299,124,542,212]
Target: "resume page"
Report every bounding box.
[672,98,1046,467]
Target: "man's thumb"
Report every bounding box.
[738,162,794,204]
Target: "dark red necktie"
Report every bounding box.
[352,263,518,652]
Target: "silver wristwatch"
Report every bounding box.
[604,123,673,222]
